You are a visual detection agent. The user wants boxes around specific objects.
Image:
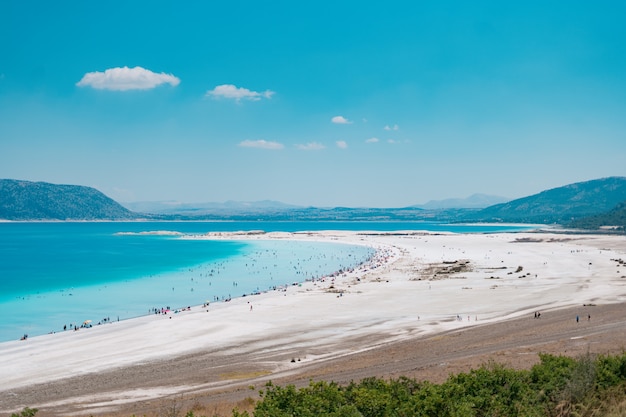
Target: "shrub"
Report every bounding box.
[11,408,38,417]
[229,353,626,417]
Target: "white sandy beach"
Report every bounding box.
[2,230,626,413]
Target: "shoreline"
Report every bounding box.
[0,234,374,342]
[2,230,626,415]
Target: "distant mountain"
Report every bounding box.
[250,206,428,222]
[4,177,625,225]
[124,202,430,221]
[122,199,300,215]
[416,193,509,210]
[471,177,626,224]
[0,179,140,220]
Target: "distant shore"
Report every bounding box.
[1,230,625,416]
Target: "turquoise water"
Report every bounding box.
[0,221,535,342]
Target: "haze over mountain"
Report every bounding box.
[416,194,509,210]
[122,200,300,216]
[127,193,508,215]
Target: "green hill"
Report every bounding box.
[472,177,626,224]
[0,179,140,220]
[569,201,626,231]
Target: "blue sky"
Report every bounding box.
[1,1,625,207]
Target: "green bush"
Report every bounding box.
[253,380,351,417]
[28,352,625,417]
[11,408,38,417]
[595,353,626,389]
[239,353,626,417]
[530,353,577,401]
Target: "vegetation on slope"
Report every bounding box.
[16,352,626,417]
[472,176,626,224]
[569,201,626,231]
[229,353,626,417]
[0,179,140,220]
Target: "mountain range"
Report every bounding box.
[126,193,508,214]
[1,177,625,230]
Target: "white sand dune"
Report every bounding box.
[2,231,625,395]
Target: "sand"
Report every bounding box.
[1,230,626,416]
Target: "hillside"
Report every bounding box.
[0,179,140,220]
[569,201,626,231]
[471,177,626,224]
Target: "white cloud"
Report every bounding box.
[238,139,284,150]
[336,140,348,149]
[76,66,180,91]
[207,84,274,101]
[331,115,352,124]
[366,137,379,143]
[384,124,399,131]
[296,142,325,151]
[387,139,397,144]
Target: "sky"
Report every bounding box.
[1,1,625,207]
